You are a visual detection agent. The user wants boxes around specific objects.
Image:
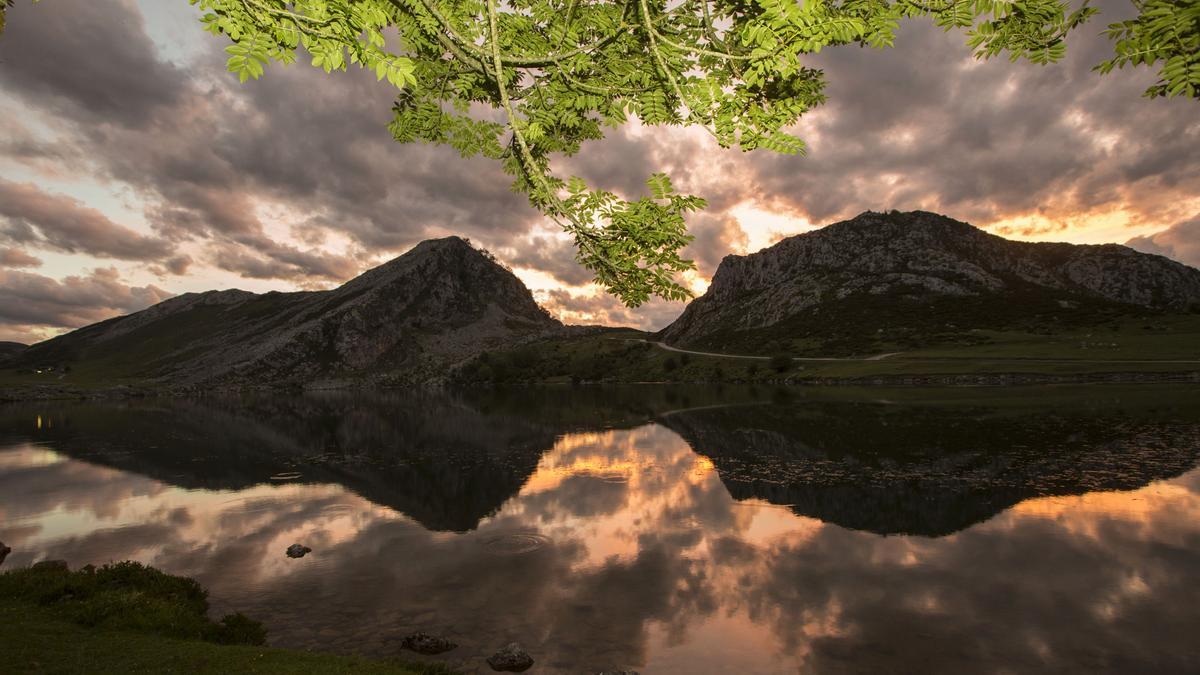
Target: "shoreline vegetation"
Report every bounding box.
[2,368,1197,403]
[2,315,1199,401]
[452,322,1200,386]
[0,561,454,674]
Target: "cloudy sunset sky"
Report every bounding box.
[0,0,1197,343]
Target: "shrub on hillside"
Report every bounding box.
[769,354,792,373]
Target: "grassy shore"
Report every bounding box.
[4,316,1199,394]
[452,317,1200,385]
[0,562,452,674]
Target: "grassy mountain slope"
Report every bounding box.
[2,238,561,389]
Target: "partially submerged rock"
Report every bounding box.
[0,541,10,566]
[487,643,534,672]
[285,544,312,559]
[32,559,68,572]
[400,631,458,655]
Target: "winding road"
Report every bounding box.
[627,339,1200,365]
[627,339,903,362]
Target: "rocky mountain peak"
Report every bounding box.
[12,236,562,387]
[663,210,1200,350]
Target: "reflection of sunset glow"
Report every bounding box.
[1012,482,1195,519]
[0,444,406,584]
[1005,480,1200,543]
[3,420,1200,674]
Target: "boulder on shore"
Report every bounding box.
[400,631,458,655]
[32,559,68,572]
[487,642,534,672]
[0,541,10,566]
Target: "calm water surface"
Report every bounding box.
[2,385,1199,673]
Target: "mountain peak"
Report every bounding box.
[14,236,561,387]
[662,211,1200,352]
[400,235,478,259]
[815,209,982,239]
[415,235,474,249]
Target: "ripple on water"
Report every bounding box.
[270,471,303,481]
[479,532,552,555]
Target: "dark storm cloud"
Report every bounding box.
[0,0,184,127]
[0,0,537,288]
[0,179,175,261]
[1127,215,1200,269]
[0,267,172,329]
[733,1,1199,230]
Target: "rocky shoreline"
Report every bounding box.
[2,369,1197,403]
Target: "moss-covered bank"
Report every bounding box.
[0,562,453,674]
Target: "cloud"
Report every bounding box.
[0,267,173,331]
[151,254,193,277]
[0,246,42,268]
[0,179,175,261]
[207,241,358,284]
[540,288,685,330]
[0,0,185,127]
[1,0,1198,340]
[0,0,537,289]
[734,0,1200,230]
[506,236,593,287]
[1127,215,1200,269]
[683,213,749,277]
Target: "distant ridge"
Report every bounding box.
[9,237,562,387]
[0,342,26,360]
[662,210,1200,354]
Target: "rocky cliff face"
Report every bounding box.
[14,237,563,386]
[662,210,1200,350]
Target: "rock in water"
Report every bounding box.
[487,643,534,672]
[285,544,312,559]
[32,559,68,572]
[0,541,10,566]
[400,632,458,655]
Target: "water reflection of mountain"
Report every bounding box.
[0,393,562,532]
[2,386,1199,537]
[661,392,1200,536]
[0,387,770,534]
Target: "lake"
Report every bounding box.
[2,385,1199,673]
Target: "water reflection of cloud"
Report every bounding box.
[3,423,1200,673]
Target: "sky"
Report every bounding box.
[0,0,1197,343]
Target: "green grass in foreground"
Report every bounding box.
[0,563,452,675]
